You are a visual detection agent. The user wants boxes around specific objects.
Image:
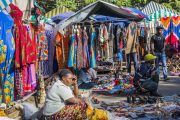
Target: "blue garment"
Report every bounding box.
[0,11,15,103]
[155,52,168,79]
[116,49,123,61]
[77,69,91,85]
[68,34,76,68]
[126,52,138,73]
[89,32,97,68]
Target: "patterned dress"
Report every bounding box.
[89,31,97,68]
[0,11,15,104]
[83,29,90,68]
[68,33,77,69]
[76,28,84,70]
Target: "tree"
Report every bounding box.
[37,0,180,13]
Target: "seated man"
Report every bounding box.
[134,54,161,96]
[78,67,97,89]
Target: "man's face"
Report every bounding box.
[62,74,74,86]
[157,29,163,35]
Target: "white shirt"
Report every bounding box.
[43,80,74,115]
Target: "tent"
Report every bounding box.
[56,0,144,34]
[45,6,71,18]
[142,1,179,22]
[51,11,75,24]
[0,0,12,11]
[123,7,149,20]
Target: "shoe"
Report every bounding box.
[164,77,170,81]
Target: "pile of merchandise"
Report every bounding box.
[93,74,135,95]
[91,95,180,120]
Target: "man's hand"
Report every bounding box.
[72,76,78,86]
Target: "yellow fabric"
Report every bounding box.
[90,109,109,120]
[144,54,157,61]
[0,110,6,116]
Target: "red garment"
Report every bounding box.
[119,39,123,49]
[25,26,36,64]
[10,4,36,68]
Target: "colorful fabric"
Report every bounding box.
[126,22,138,54]
[38,60,50,78]
[45,24,56,75]
[56,32,69,69]
[42,102,87,120]
[14,69,23,99]
[37,24,48,61]
[161,16,180,45]
[99,24,109,59]
[82,29,90,68]
[160,17,171,30]
[77,28,84,70]
[89,32,97,68]
[68,33,77,69]
[0,11,15,104]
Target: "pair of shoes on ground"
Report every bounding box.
[160,77,170,81]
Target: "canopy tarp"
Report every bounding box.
[123,7,149,20]
[51,11,75,24]
[56,0,144,34]
[0,0,12,11]
[45,6,71,18]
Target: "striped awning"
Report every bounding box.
[0,0,12,11]
[142,1,177,16]
[149,9,178,22]
[45,6,71,18]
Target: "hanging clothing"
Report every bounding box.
[108,23,114,60]
[89,31,97,68]
[125,22,138,54]
[0,11,15,104]
[37,24,49,61]
[76,27,84,70]
[10,4,26,68]
[45,24,56,75]
[68,33,77,69]
[14,69,23,100]
[56,32,70,69]
[10,4,36,68]
[82,29,90,68]
[99,24,109,59]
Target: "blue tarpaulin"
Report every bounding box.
[123,7,149,20]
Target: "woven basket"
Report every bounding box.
[5,106,15,115]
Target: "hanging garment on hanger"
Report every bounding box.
[99,24,109,60]
[56,32,70,69]
[82,28,90,68]
[89,29,97,68]
[68,33,77,69]
[77,27,84,70]
[108,23,114,60]
[37,23,48,61]
[125,22,139,54]
[0,11,15,104]
[45,24,56,75]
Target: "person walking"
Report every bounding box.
[150,26,169,81]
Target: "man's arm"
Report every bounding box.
[150,36,154,54]
[66,97,82,104]
[73,82,79,98]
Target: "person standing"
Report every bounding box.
[150,26,169,81]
